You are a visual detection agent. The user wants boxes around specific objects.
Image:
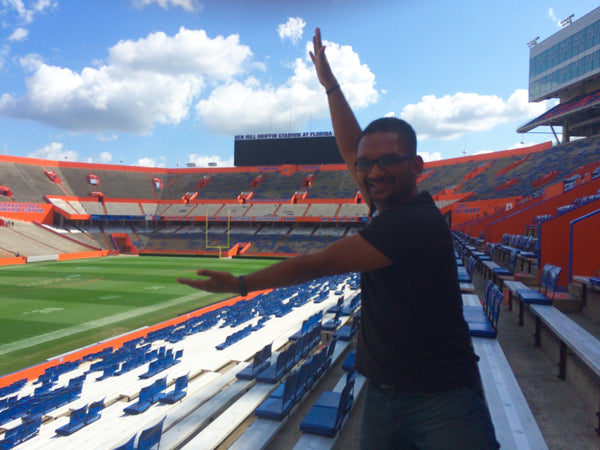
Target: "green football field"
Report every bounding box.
[0,255,277,377]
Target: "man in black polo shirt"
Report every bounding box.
[179,28,498,449]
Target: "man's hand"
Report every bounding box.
[310,28,338,90]
[177,269,238,294]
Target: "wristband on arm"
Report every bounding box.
[238,275,248,297]
[326,84,340,95]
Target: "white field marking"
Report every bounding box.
[97,295,123,301]
[0,291,214,356]
[22,307,64,315]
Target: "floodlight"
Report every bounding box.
[527,37,540,47]
[560,14,574,27]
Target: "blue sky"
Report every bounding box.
[0,0,598,168]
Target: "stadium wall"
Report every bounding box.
[0,257,26,266]
[57,250,109,261]
[570,210,600,281]
[486,176,600,244]
[539,197,600,286]
[0,202,53,224]
[448,197,523,227]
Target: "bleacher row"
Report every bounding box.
[0,273,364,449]
[452,241,549,449]
[46,198,372,220]
[454,230,600,443]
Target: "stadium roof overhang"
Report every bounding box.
[517,89,600,136]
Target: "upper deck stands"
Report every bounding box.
[251,171,307,200]
[0,162,66,202]
[305,171,357,199]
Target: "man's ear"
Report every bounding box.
[411,155,424,176]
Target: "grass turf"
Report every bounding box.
[0,255,277,377]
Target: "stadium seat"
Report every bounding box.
[160,373,189,404]
[255,371,299,421]
[299,377,355,437]
[55,405,88,436]
[137,416,166,450]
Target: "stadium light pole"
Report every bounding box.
[560,14,574,27]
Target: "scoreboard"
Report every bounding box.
[234,133,343,166]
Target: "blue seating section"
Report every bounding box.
[112,433,136,450]
[321,308,341,332]
[334,314,359,341]
[254,371,300,420]
[457,266,471,282]
[0,416,41,449]
[116,416,166,450]
[137,416,166,450]
[516,264,560,305]
[463,280,504,338]
[123,377,167,415]
[254,339,338,421]
[299,372,356,437]
[159,373,189,404]
[53,398,103,437]
[341,351,355,372]
[0,378,83,426]
[54,404,88,436]
[289,311,323,340]
[501,233,538,258]
[236,344,272,380]
[139,347,182,378]
[341,292,361,316]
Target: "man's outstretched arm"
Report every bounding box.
[310,28,370,206]
[178,233,391,295]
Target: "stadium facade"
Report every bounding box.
[519,6,600,141]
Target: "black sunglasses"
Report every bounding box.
[354,154,413,172]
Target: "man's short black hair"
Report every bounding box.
[357,117,417,156]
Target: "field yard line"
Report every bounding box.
[0,291,214,356]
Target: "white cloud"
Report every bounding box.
[136,156,166,167]
[277,17,306,44]
[195,39,378,134]
[0,27,252,134]
[109,28,250,80]
[4,0,57,24]
[8,27,28,41]
[132,0,201,11]
[28,142,77,161]
[98,152,113,163]
[187,153,234,167]
[419,152,442,162]
[548,8,562,27]
[400,89,547,141]
[19,53,43,71]
[1,29,377,141]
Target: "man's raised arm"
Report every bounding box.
[310,28,370,206]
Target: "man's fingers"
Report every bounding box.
[196,269,216,277]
